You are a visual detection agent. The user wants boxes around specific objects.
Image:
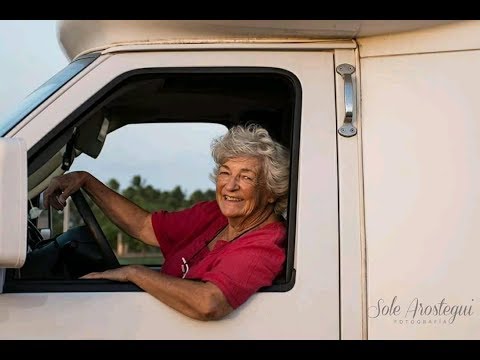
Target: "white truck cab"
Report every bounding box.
[0,20,479,339]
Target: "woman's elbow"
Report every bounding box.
[197,307,229,321]
[138,213,159,246]
[196,291,233,321]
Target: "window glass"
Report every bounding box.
[0,55,98,136]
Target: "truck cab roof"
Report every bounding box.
[57,20,456,60]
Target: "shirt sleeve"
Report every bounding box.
[201,227,286,309]
[151,201,220,258]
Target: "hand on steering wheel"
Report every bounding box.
[44,172,119,269]
[43,171,88,210]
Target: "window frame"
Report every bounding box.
[5,66,302,294]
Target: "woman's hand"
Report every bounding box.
[43,171,89,210]
[80,265,139,282]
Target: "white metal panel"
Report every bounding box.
[358,20,480,58]
[0,138,27,268]
[0,50,339,339]
[334,48,365,339]
[362,50,480,339]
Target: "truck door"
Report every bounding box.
[0,48,342,339]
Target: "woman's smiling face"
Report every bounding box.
[216,157,273,221]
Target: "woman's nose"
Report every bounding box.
[225,175,240,190]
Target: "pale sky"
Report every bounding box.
[0,20,226,195]
[0,21,67,119]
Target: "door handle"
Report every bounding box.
[336,63,357,137]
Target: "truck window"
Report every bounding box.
[0,54,99,137]
[5,69,299,294]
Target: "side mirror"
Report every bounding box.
[0,138,27,268]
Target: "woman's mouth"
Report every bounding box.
[223,195,242,202]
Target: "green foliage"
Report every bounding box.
[52,175,216,255]
[107,178,120,192]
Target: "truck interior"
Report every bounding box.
[6,68,300,292]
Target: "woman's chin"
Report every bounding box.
[219,203,245,218]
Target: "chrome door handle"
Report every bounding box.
[336,63,357,137]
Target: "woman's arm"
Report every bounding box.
[44,171,158,246]
[81,265,234,321]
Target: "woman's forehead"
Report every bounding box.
[221,157,261,171]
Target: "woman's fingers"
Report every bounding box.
[50,195,65,211]
[44,187,66,210]
[43,173,84,209]
[80,272,102,279]
[80,268,130,282]
[44,191,63,210]
[58,183,78,205]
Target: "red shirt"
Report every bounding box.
[151,200,286,309]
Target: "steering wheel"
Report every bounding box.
[70,190,120,269]
[27,219,45,249]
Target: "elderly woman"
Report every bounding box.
[44,124,290,320]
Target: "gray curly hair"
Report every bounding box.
[210,124,290,215]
